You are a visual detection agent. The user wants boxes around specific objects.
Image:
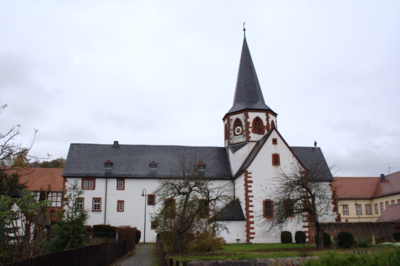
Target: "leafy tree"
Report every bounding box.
[48,180,88,252]
[151,154,232,253]
[264,159,335,249]
[0,169,27,196]
[0,191,50,264]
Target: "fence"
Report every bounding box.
[156,234,168,266]
[6,239,128,266]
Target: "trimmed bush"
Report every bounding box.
[92,224,117,238]
[337,231,354,248]
[394,232,400,241]
[295,231,306,244]
[281,231,293,243]
[314,232,331,247]
[136,229,141,244]
[117,226,136,251]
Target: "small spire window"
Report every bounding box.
[149,161,158,170]
[104,160,113,169]
[198,162,206,171]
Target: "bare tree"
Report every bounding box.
[0,103,38,170]
[151,154,232,253]
[264,158,335,249]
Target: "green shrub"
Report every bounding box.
[394,232,400,241]
[136,229,141,244]
[314,232,331,247]
[337,231,354,248]
[295,231,306,244]
[359,236,372,247]
[117,226,136,251]
[281,231,293,243]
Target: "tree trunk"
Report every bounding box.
[173,233,180,253]
[315,222,324,249]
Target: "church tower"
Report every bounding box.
[223,34,277,148]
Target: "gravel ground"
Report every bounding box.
[113,244,156,266]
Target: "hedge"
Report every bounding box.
[281,231,292,243]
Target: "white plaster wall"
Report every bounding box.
[66,177,234,243]
[220,221,246,243]
[268,115,277,129]
[228,142,256,176]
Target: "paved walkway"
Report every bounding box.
[115,244,156,266]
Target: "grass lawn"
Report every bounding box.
[169,243,320,262]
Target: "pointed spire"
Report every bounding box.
[225,36,275,116]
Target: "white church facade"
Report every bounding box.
[62,35,337,244]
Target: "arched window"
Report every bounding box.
[233,118,243,136]
[252,117,265,134]
[271,120,276,129]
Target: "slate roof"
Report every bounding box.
[333,171,400,200]
[62,143,233,179]
[225,37,276,117]
[375,204,400,222]
[233,129,333,181]
[209,199,246,222]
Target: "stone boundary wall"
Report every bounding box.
[320,222,400,241]
[187,257,318,266]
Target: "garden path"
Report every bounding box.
[114,243,156,266]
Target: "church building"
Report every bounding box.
[62,34,336,243]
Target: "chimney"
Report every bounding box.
[112,141,120,148]
[380,174,386,182]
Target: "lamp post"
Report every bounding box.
[141,189,147,244]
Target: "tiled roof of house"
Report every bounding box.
[13,168,64,191]
[62,143,233,179]
[333,171,400,199]
[372,171,400,198]
[332,177,380,199]
[375,204,400,222]
[225,37,276,117]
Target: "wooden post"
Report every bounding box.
[176,260,179,266]
[170,258,173,266]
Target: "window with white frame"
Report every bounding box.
[356,204,362,215]
[118,200,124,212]
[83,179,95,190]
[117,179,124,190]
[76,198,84,210]
[93,198,101,211]
[375,203,379,214]
[343,205,348,215]
[392,200,395,205]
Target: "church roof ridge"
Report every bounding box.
[225,36,276,117]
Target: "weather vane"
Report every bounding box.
[243,22,246,38]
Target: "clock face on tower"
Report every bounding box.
[234,126,243,135]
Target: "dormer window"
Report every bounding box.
[104,160,113,170]
[149,161,158,170]
[198,162,206,171]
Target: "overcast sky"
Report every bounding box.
[1,1,399,177]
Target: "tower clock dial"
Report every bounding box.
[234,126,243,135]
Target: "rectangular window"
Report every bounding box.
[343,205,349,215]
[375,203,379,214]
[366,204,372,215]
[93,198,101,211]
[264,199,273,218]
[117,200,124,212]
[199,199,209,218]
[272,154,280,166]
[284,199,294,217]
[164,198,176,219]
[398,199,400,204]
[380,202,384,213]
[151,221,158,230]
[386,201,389,208]
[47,191,63,207]
[76,198,84,210]
[392,200,395,205]
[82,179,95,190]
[117,179,125,190]
[148,194,156,205]
[356,204,362,215]
[272,138,277,145]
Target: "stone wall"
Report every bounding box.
[320,222,400,241]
